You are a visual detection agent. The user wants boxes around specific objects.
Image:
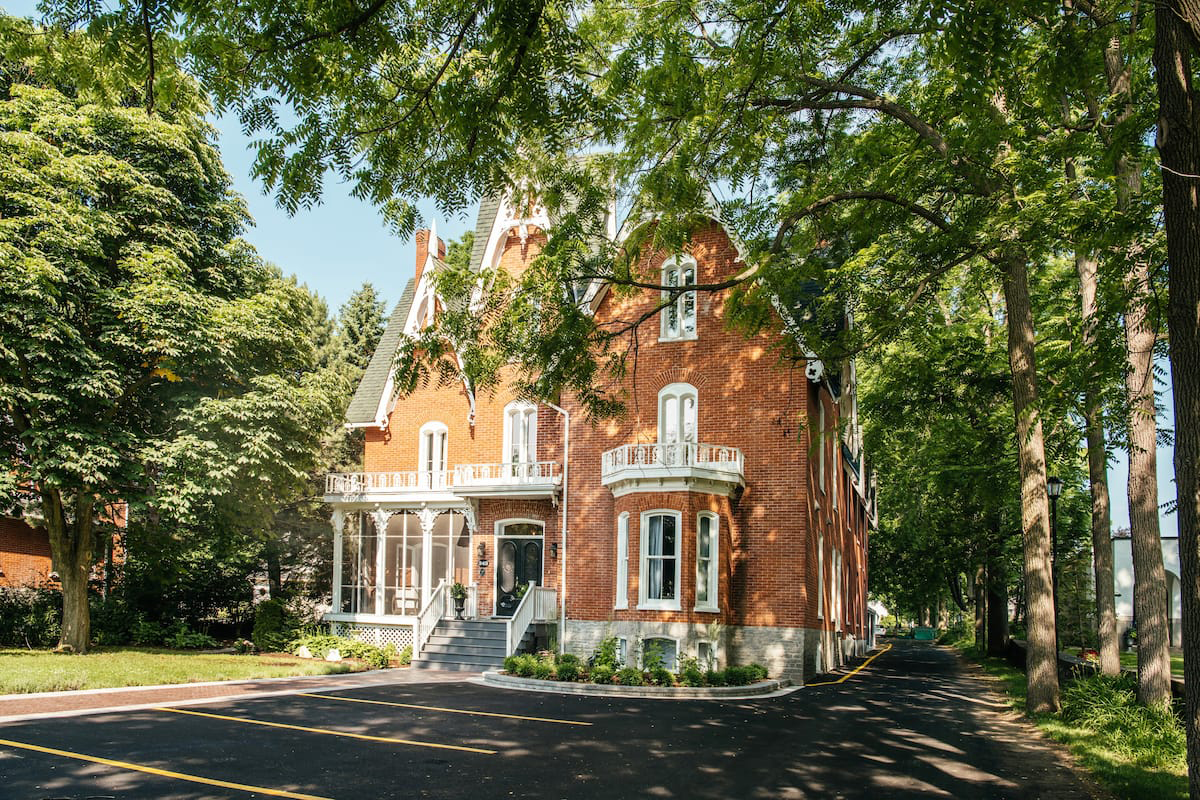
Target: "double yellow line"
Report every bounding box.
[806,643,893,687]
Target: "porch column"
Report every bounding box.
[417,506,440,607]
[330,509,345,613]
[462,502,479,617]
[372,509,392,616]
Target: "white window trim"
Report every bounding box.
[639,635,681,671]
[659,255,698,342]
[694,511,719,613]
[658,382,698,445]
[817,402,826,493]
[615,512,629,610]
[418,421,449,474]
[502,401,538,466]
[638,509,683,611]
[817,533,825,620]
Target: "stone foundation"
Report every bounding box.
[565,619,823,681]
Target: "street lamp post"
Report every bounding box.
[1047,476,1064,656]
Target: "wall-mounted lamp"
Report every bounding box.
[550,543,559,559]
[477,542,486,558]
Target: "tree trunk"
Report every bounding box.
[974,564,986,649]
[43,488,96,653]
[986,556,1009,657]
[1075,252,1121,675]
[1000,251,1060,713]
[1125,254,1174,709]
[1154,4,1200,793]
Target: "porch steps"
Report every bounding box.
[411,619,510,673]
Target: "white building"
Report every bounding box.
[1112,531,1183,646]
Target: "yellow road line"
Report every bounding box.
[0,737,331,800]
[298,693,593,726]
[154,707,496,754]
[806,643,893,687]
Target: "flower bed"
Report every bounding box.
[501,649,768,689]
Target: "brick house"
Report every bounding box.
[323,195,876,681]
[1,496,126,590]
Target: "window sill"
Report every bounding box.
[693,605,720,614]
[658,334,698,344]
[637,601,682,612]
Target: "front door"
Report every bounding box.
[495,537,543,617]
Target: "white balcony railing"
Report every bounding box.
[601,442,744,476]
[453,461,561,487]
[325,470,452,496]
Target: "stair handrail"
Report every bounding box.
[416,579,448,656]
[466,583,479,619]
[505,582,538,655]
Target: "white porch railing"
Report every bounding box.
[600,442,744,476]
[505,583,537,655]
[504,585,558,655]
[325,471,452,496]
[416,579,448,655]
[453,461,561,486]
[532,586,558,623]
[466,584,479,619]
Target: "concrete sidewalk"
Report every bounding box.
[0,665,468,722]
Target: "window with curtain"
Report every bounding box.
[661,256,697,340]
[640,511,680,609]
[696,512,719,611]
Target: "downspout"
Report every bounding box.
[546,400,569,655]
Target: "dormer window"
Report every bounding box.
[661,256,697,341]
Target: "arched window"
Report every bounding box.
[658,383,698,445]
[660,256,697,340]
[418,421,448,489]
[503,402,538,478]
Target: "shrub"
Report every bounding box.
[397,644,413,666]
[679,665,704,687]
[131,619,167,646]
[232,638,256,654]
[616,667,643,686]
[556,662,581,682]
[591,635,621,669]
[508,654,538,677]
[641,640,664,672]
[724,666,754,686]
[704,669,726,687]
[290,634,389,669]
[747,663,769,682]
[165,622,218,650]
[533,660,556,681]
[0,588,61,647]
[1060,673,1186,770]
[590,664,614,684]
[556,652,580,669]
[251,599,293,652]
[647,667,674,687]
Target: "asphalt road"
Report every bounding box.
[0,640,1095,799]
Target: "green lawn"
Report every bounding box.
[1119,651,1184,678]
[955,643,1188,800]
[0,647,359,694]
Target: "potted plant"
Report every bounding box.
[450,582,469,620]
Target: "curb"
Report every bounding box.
[478,671,795,700]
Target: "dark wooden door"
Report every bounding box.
[495,538,543,617]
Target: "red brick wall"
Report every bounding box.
[0,517,54,587]
[359,219,873,637]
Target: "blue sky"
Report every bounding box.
[2,1,1176,535]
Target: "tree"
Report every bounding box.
[0,18,332,651]
[1152,2,1200,793]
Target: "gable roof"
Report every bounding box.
[344,278,417,426]
[468,194,503,274]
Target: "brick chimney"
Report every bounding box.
[414,229,448,286]
[414,229,430,285]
